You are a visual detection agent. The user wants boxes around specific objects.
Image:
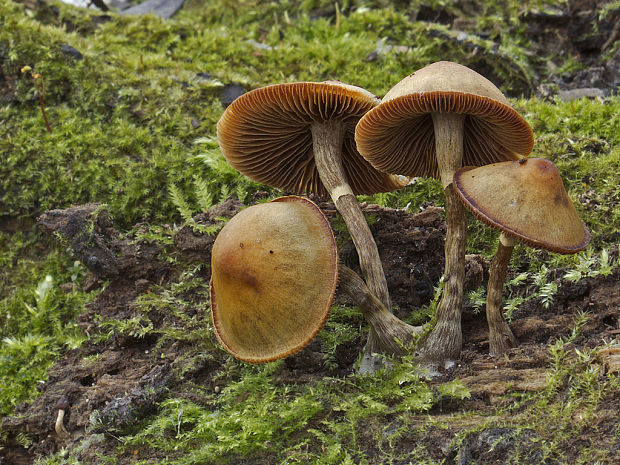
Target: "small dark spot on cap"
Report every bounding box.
[239,242,244,248]
[269,250,274,254]
[519,159,528,165]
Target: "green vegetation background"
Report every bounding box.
[0,0,618,463]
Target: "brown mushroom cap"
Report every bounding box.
[209,196,338,363]
[453,158,591,253]
[355,61,534,178]
[217,81,408,198]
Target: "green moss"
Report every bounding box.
[0,231,95,415]
[503,316,620,464]
[0,0,586,225]
[113,356,464,464]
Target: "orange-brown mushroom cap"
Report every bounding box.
[209,196,338,363]
[453,158,590,253]
[217,81,408,198]
[355,61,534,178]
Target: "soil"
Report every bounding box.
[513,0,620,97]
[1,198,618,464]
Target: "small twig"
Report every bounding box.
[602,19,619,52]
[32,73,52,133]
[21,66,52,133]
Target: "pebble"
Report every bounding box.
[60,44,83,60]
[558,87,605,102]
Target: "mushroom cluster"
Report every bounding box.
[217,81,412,371]
[210,61,589,371]
[355,61,533,365]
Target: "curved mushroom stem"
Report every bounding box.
[487,232,518,356]
[338,265,423,357]
[417,113,467,365]
[55,408,69,439]
[311,120,393,369]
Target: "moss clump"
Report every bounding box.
[0,231,95,415]
[2,0,597,225]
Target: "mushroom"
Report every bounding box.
[355,61,533,365]
[453,158,591,355]
[210,196,339,362]
[210,195,422,363]
[217,81,410,369]
[55,397,70,439]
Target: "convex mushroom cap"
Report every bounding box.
[217,81,408,197]
[355,61,534,178]
[210,196,338,363]
[453,158,591,253]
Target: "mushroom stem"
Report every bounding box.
[417,113,467,364]
[433,112,465,189]
[311,120,393,359]
[55,408,69,439]
[338,265,423,357]
[487,232,518,356]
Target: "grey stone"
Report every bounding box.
[558,87,606,102]
[60,44,83,60]
[120,0,185,18]
[458,427,547,465]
